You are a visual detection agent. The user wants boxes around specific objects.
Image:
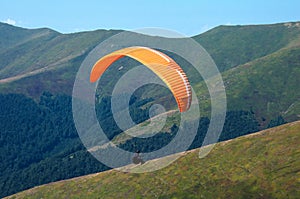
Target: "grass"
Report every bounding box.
[191,45,300,126]
[111,110,180,145]
[223,46,300,124]
[193,21,300,72]
[6,121,300,199]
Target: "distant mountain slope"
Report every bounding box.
[1,22,299,98]
[195,43,300,125]
[0,23,58,53]
[0,22,299,123]
[194,22,300,72]
[0,22,120,83]
[0,22,298,123]
[6,121,300,199]
[224,46,300,124]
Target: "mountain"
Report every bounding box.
[224,46,300,124]
[195,34,300,125]
[0,21,300,197]
[193,22,300,72]
[192,22,300,125]
[0,23,58,53]
[0,22,299,123]
[0,22,120,97]
[5,121,300,199]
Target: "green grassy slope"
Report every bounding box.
[196,44,300,125]
[0,29,119,79]
[193,22,300,72]
[6,121,300,199]
[224,46,300,123]
[0,26,120,97]
[0,52,86,98]
[0,23,58,53]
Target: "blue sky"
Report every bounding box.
[1,0,299,36]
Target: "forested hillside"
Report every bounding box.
[0,92,269,197]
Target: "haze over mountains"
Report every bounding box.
[0,21,299,198]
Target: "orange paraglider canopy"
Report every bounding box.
[90,46,192,112]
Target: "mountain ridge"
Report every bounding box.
[193,21,300,71]
[0,22,299,124]
[0,21,299,124]
[1,21,300,85]
[0,22,60,53]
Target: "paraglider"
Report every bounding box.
[132,150,145,165]
[90,46,192,112]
